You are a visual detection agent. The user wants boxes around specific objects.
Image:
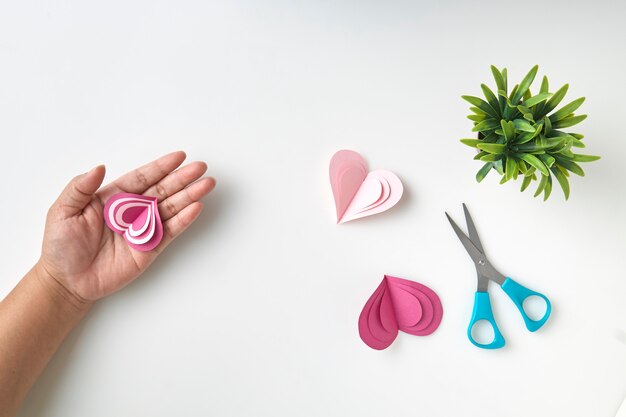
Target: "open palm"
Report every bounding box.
[39,151,215,303]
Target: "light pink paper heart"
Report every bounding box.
[103,193,163,252]
[358,275,443,350]
[329,150,403,224]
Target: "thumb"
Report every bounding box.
[55,165,106,217]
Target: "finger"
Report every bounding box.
[54,165,106,218]
[159,177,216,221]
[143,161,208,201]
[99,151,186,198]
[156,201,204,253]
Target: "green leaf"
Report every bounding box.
[537,83,569,118]
[534,174,548,197]
[544,117,552,135]
[544,175,553,201]
[523,92,552,108]
[516,137,564,152]
[472,119,501,132]
[551,166,570,200]
[513,119,536,133]
[501,120,515,141]
[481,132,500,143]
[481,84,501,116]
[505,97,518,110]
[572,154,601,162]
[469,106,487,115]
[524,166,536,177]
[519,153,549,176]
[555,158,585,176]
[505,157,517,181]
[508,84,519,101]
[521,175,532,192]
[535,76,550,115]
[518,159,528,173]
[552,114,587,129]
[516,131,537,144]
[462,95,500,119]
[548,97,585,122]
[460,139,482,147]
[493,159,504,175]
[476,163,493,183]
[539,76,549,94]
[511,65,538,104]
[474,151,489,160]
[538,154,556,168]
[480,153,503,162]
[468,114,486,122]
[549,130,572,137]
[538,136,564,150]
[477,143,507,154]
[491,65,506,92]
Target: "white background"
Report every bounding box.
[1,1,625,416]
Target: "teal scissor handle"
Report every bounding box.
[468,291,505,349]
[501,277,551,332]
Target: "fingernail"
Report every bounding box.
[87,165,104,175]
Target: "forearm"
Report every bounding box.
[0,263,91,416]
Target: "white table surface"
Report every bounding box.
[1,1,625,416]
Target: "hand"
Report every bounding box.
[37,151,215,305]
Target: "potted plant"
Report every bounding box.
[460,65,600,200]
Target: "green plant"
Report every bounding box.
[461,65,600,200]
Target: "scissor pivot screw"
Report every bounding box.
[478,259,486,265]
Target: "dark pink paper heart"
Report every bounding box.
[358,275,443,350]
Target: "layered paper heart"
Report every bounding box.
[359,275,443,350]
[329,150,403,224]
[103,193,163,252]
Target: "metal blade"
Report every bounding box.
[445,212,485,263]
[446,209,506,290]
[462,203,484,254]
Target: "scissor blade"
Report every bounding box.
[462,203,484,254]
[445,212,485,263]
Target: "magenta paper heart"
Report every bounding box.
[358,275,443,350]
[329,150,403,224]
[103,193,163,252]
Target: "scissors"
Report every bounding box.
[445,204,552,349]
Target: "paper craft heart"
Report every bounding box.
[103,193,163,252]
[329,150,403,224]
[359,275,443,350]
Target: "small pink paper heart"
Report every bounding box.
[358,275,443,350]
[329,150,403,224]
[103,193,163,252]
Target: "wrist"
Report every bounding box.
[32,261,93,316]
